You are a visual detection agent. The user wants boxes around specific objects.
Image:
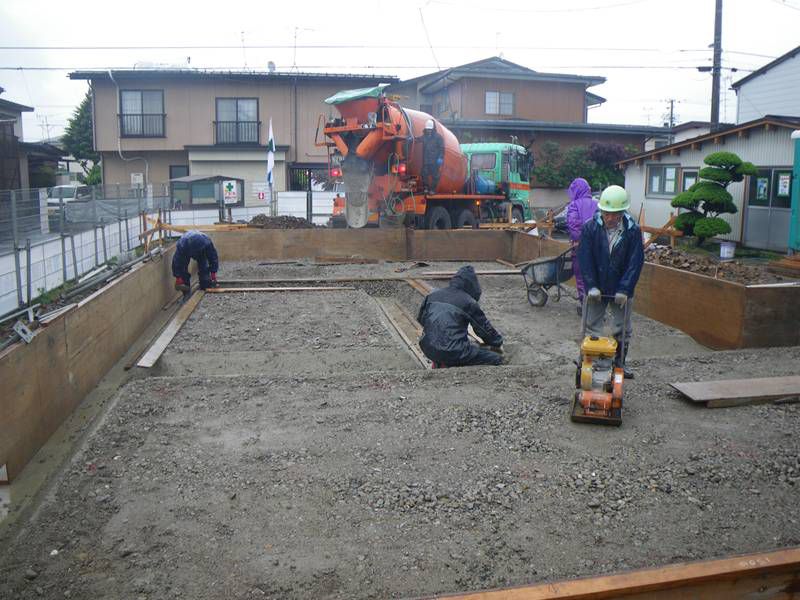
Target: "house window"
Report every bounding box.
[682,170,698,191]
[646,164,679,196]
[215,98,259,144]
[485,91,514,116]
[120,90,164,137]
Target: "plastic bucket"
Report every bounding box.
[720,241,736,261]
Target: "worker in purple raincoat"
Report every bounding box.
[566,178,598,314]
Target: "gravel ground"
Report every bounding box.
[2,261,799,600]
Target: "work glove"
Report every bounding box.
[587,287,601,302]
[210,272,217,282]
[209,272,218,288]
[614,292,628,307]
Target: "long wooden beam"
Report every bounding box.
[428,546,800,600]
[374,298,430,369]
[136,291,205,368]
[206,286,355,293]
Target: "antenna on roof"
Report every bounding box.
[241,31,248,70]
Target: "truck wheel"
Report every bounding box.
[454,208,477,229]
[425,205,452,230]
[512,206,524,223]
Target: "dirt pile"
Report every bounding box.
[248,214,316,229]
[645,245,788,285]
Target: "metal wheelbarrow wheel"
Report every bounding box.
[527,284,548,307]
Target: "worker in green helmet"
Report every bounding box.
[577,185,644,378]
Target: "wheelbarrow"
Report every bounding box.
[520,247,575,307]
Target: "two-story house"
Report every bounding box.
[0,88,34,189]
[390,57,668,171]
[69,69,397,206]
[0,87,63,190]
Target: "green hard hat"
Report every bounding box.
[598,185,630,212]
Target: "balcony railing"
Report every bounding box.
[119,114,166,138]
[214,120,260,145]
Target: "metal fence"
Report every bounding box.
[0,183,336,318]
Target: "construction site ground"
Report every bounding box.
[2,260,800,600]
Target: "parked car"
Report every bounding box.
[46,185,91,213]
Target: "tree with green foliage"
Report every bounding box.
[671,151,757,246]
[533,141,568,187]
[62,91,100,183]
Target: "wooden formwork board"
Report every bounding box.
[207,286,355,293]
[430,546,800,600]
[136,291,205,368]
[671,375,800,408]
[374,297,430,369]
[0,248,177,481]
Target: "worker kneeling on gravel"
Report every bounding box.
[416,265,504,367]
[172,230,220,298]
[577,185,644,378]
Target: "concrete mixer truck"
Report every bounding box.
[318,85,534,229]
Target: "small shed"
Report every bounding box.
[618,116,800,252]
[168,174,244,210]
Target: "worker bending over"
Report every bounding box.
[577,185,644,378]
[416,265,504,367]
[421,119,444,192]
[172,230,219,298]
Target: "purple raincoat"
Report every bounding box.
[566,178,598,242]
[565,178,598,300]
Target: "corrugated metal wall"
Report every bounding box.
[624,127,795,243]
[736,57,800,123]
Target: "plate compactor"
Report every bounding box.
[570,295,632,426]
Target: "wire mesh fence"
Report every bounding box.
[0,183,336,318]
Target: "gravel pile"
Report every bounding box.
[645,245,789,285]
[248,214,317,229]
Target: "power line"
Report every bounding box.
[0,44,775,57]
[769,0,800,11]
[418,8,441,71]
[0,65,755,71]
[429,0,652,13]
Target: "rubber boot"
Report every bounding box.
[614,340,634,380]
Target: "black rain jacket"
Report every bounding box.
[416,266,503,363]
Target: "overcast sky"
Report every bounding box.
[1,0,799,141]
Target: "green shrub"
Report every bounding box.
[674,211,701,235]
[671,150,749,246]
[694,216,731,239]
[703,151,742,168]
[671,190,698,209]
[698,166,733,184]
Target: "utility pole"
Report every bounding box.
[668,99,676,128]
[710,0,723,130]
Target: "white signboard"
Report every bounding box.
[223,180,239,205]
[131,172,144,187]
[252,181,269,204]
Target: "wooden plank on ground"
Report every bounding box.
[418,270,518,278]
[405,278,435,296]
[671,375,800,408]
[374,298,430,369]
[136,291,205,368]
[495,258,516,268]
[431,546,800,600]
[206,286,355,293]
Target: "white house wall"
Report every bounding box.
[624,127,795,244]
[736,55,800,123]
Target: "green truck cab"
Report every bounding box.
[460,142,534,222]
